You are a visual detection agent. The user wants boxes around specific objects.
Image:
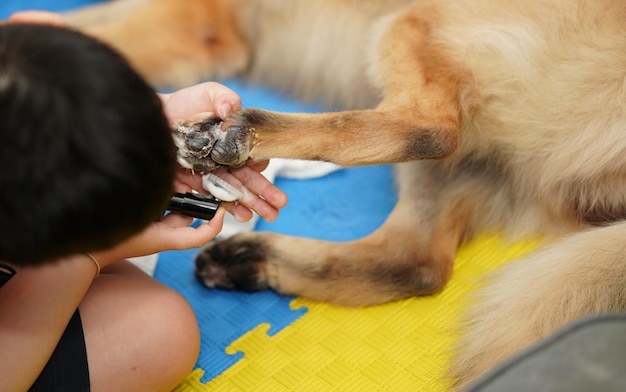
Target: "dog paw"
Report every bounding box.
[172,112,254,171]
[210,124,253,167]
[172,112,222,171]
[194,234,269,292]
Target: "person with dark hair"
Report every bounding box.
[0,16,286,392]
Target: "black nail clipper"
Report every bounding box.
[167,192,221,220]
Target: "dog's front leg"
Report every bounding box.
[204,5,468,168]
[213,108,458,167]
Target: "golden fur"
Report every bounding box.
[66,0,626,388]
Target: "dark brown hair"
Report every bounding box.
[0,24,177,265]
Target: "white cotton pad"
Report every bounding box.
[202,172,244,201]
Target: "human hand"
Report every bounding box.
[175,161,288,223]
[92,159,288,267]
[162,83,288,222]
[159,81,242,123]
[90,208,226,268]
[7,10,65,26]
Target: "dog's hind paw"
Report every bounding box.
[194,234,269,292]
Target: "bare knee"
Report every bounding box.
[81,264,200,392]
[143,286,201,385]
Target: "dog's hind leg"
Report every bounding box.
[196,160,491,306]
[450,221,626,389]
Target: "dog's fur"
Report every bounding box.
[66,0,626,388]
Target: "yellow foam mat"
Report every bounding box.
[174,234,539,391]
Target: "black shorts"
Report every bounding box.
[0,264,91,391]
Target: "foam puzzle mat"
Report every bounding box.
[169,235,538,392]
[1,2,541,390]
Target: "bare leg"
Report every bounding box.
[80,260,199,392]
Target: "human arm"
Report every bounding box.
[0,254,100,391]
[7,10,65,26]
[0,204,225,391]
[159,81,241,122]
[90,206,226,266]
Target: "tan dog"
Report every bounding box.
[67,0,626,388]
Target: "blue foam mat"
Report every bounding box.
[0,0,105,17]
[156,246,310,381]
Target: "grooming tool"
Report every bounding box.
[167,192,221,220]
